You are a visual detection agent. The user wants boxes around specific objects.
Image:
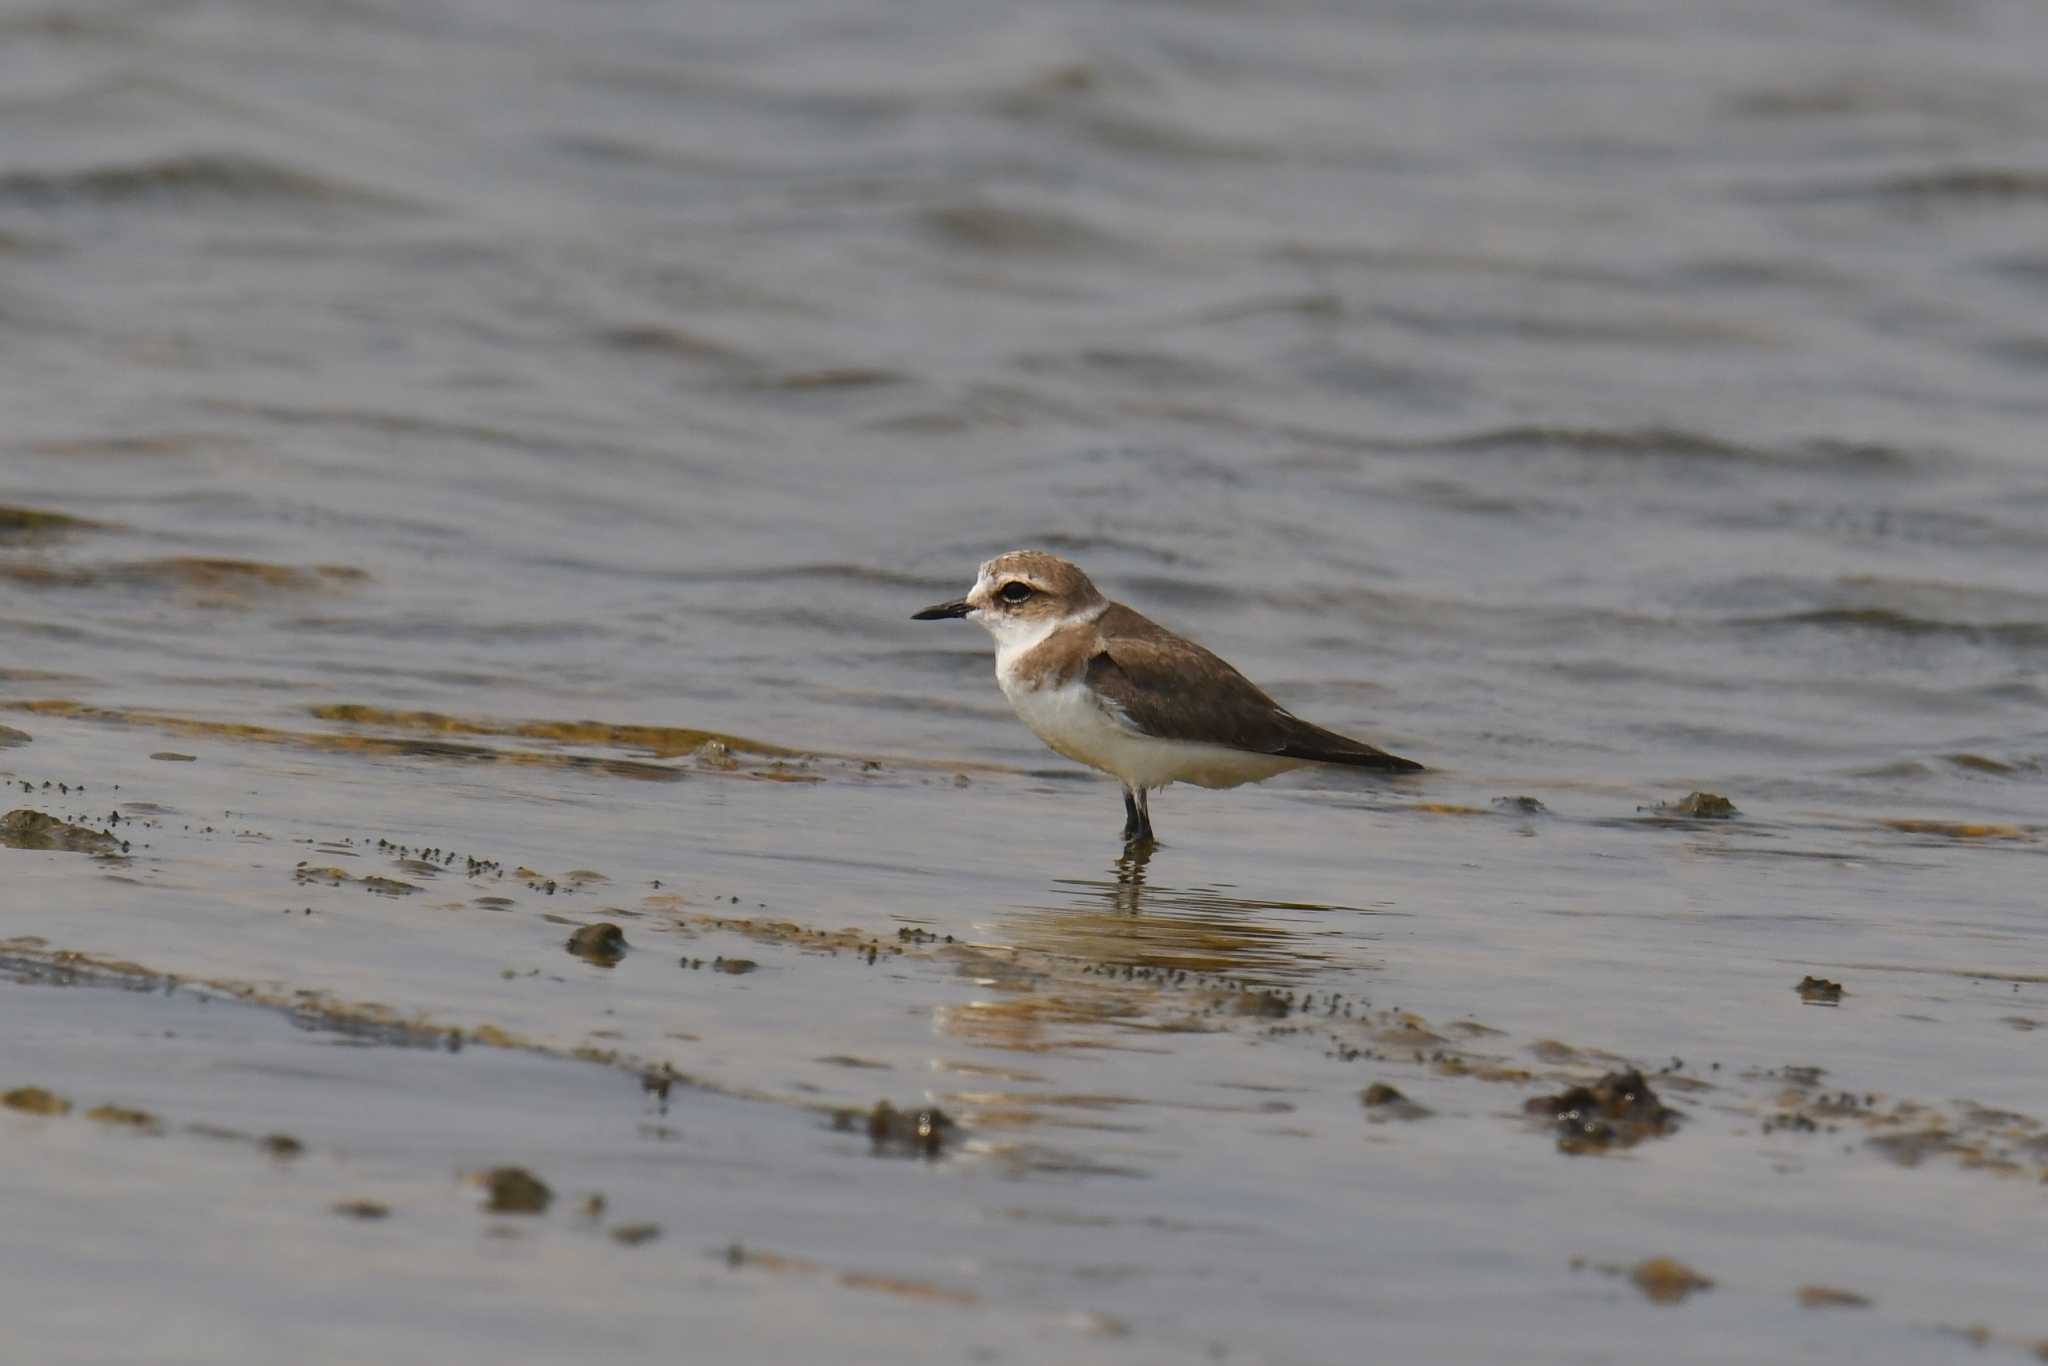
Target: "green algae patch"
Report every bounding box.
[1,809,122,855]
[3,1086,71,1115]
[4,696,1015,786]
[161,557,366,589]
[310,702,798,759]
[723,1242,979,1307]
[293,864,421,896]
[609,1222,661,1246]
[85,1104,162,1133]
[8,700,684,784]
[1946,752,2029,775]
[1799,1285,1872,1309]
[1879,818,2031,840]
[835,1271,979,1307]
[26,433,227,459]
[1649,791,1737,819]
[0,726,31,749]
[0,505,101,540]
[767,366,907,391]
[306,701,1029,775]
[1630,1257,1714,1304]
[0,557,366,600]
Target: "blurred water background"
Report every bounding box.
[4,0,2047,1361]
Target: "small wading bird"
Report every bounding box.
[914,550,1422,843]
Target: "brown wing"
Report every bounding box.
[1084,604,1423,772]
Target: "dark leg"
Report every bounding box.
[1122,786,1155,845]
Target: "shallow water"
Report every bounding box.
[5,0,2048,1361]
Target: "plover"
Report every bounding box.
[914,550,1421,842]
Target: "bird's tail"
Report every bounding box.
[1275,718,1424,772]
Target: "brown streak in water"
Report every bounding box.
[310,701,1030,775]
[0,505,105,537]
[1829,962,2048,985]
[834,1272,977,1306]
[310,703,798,759]
[26,434,246,458]
[1878,818,2033,840]
[10,699,686,783]
[724,1247,977,1307]
[0,558,367,597]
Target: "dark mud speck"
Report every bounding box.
[84,1104,161,1132]
[1798,1285,1872,1309]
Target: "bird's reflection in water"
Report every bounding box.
[1000,841,1388,983]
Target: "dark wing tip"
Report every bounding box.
[1274,717,1424,772]
[1284,745,1425,773]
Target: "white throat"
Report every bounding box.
[983,601,1104,678]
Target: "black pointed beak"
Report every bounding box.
[912,598,973,621]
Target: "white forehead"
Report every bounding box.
[975,558,1029,592]
[977,550,1073,586]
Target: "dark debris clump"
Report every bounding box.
[1526,1069,1680,1154]
[838,1100,955,1159]
[1795,976,1845,1004]
[566,923,626,965]
[481,1166,553,1214]
[1654,791,1737,819]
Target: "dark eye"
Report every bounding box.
[999,581,1034,604]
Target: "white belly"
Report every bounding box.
[999,676,1301,791]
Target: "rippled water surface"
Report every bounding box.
[5,0,2048,1361]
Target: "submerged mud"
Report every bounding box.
[3,723,2046,1366]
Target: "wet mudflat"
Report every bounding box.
[7,0,2048,1359]
[4,704,2045,1364]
